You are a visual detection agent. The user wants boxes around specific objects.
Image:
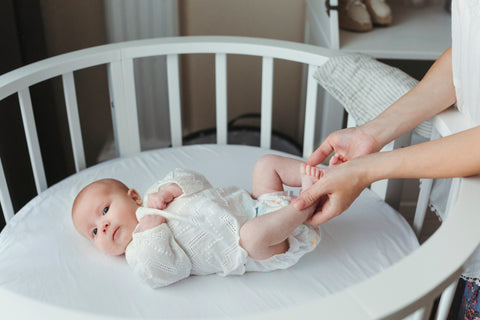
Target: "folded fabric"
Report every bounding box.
[313,53,432,139]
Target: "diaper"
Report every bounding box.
[247,191,321,273]
[254,191,294,217]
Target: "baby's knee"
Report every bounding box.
[254,154,281,171]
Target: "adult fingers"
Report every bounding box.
[329,154,346,166]
[306,141,334,166]
[306,200,340,226]
[294,180,326,210]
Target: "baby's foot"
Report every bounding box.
[300,163,322,191]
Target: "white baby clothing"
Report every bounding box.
[125,169,321,288]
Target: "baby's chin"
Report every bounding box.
[99,238,132,256]
[103,246,127,256]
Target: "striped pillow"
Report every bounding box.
[314,54,432,139]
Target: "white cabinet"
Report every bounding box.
[305,0,451,59]
[305,0,452,143]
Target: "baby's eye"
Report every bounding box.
[93,228,98,237]
[103,207,109,215]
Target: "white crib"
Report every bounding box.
[0,36,479,320]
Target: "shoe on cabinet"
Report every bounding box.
[338,0,373,32]
[364,0,392,26]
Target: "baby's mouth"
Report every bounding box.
[113,227,119,241]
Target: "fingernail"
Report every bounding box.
[294,198,305,210]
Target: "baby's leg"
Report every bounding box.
[241,163,322,260]
[251,155,310,199]
[239,201,317,260]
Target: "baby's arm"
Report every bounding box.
[137,215,167,233]
[147,183,183,210]
[126,224,192,288]
[137,183,183,233]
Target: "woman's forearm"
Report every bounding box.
[297,125,480,226]
[362,47,457,148]
[359,125,480,185]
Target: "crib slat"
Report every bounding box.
[108,60,141,156]
[62,72,86,172]
[166,54,183,147]
[260,57,274,149]
[444,178,461,219]
[302,64,318,158]
[421,301,434,320]
[215,53,228,145]
[0,158,15,222]
[18,88,47,194]
[414,178,433,236]
[414,128,440,236]
[411,300,434,320]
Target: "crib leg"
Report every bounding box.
[409,301,433,320]
[435,281,458,320]
[443,178,462,220]
[412,300,434,320]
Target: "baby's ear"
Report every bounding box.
[128,189,143,206]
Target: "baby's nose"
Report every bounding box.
[102,222,109,233]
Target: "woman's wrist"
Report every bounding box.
[358,120,393,152]
[348,152,395,187]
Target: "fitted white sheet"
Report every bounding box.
[0,145,418,319]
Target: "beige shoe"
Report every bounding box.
[338,0,373,32]
[364,0,392,26]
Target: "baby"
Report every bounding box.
[72,154,322,288]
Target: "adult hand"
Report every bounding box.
[307,126,380,167]
[297,126,380,225]
[295,160,370,226]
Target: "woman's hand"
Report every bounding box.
[307,126,380,167]
[295,159,371,226]
[298,126,380,226]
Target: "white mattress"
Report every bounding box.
[0,145,418,319]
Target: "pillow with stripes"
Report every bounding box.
[313,54,432,139]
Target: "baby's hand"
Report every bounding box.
[147,190,175,210]
[137,215,167,232]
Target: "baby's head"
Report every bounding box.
[72,179,142,256]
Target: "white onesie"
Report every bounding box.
[125,168,321,288]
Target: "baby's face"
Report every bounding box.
[72,181,142,255]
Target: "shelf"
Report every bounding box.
[339,1,451,60]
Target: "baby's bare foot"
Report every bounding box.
[300,163,322,191]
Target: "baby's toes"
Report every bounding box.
[300,163,307,176]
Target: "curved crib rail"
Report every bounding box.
[0,36,334,221]
[1,36,479,319]
[1,171,479,320]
